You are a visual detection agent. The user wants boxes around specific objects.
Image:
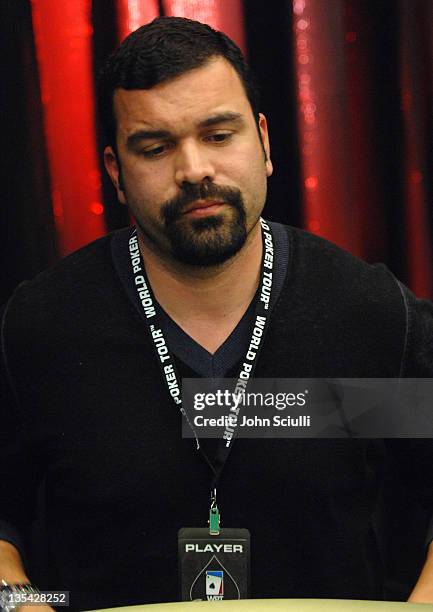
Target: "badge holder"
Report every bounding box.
[178,490,250,601]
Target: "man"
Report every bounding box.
[1,16,433,610]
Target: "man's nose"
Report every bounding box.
[174,141,216,186]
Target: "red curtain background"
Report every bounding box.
[2,0,432,302]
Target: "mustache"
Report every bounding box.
[161,182,244,225]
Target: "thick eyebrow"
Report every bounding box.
[126,129,171,149]
[126,112,244,149]
[197,111,244,128]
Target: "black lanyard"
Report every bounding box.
[128,218,275,528]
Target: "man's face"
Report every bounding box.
[104,56,273,266]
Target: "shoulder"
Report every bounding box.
[282,223,402,303]
[20,231,116,291]
[266,224,410,376]
[2,229,130,336]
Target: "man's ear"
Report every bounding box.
[103,146,127,204]
[258,113,273,177]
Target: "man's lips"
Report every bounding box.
[182,199,226,214]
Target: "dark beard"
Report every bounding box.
[159,182,247,266]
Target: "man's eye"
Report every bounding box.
[206,133,233,144]
[142,143,172,158]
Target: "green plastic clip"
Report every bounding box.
[209,505,220,536]
[209,489,220,536]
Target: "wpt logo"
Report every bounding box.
[206,570,224,600]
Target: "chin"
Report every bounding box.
[169,222,247,267]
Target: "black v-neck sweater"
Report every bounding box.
[2,222,433,610]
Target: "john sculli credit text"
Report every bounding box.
[193,415,311,427]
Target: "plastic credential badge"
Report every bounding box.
[178,528,250,601]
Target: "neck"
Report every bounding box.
[137,221,263,352]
